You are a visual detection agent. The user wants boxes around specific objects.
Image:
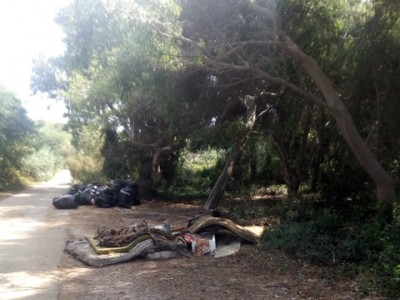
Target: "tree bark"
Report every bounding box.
[151,146,172,185]
[245,0,396,203]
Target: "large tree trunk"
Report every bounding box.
[203,95,257,210]
[245,1,396,203]
[152,147,163,185]
[151,146,172,186]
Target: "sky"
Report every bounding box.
[0,0,71,122]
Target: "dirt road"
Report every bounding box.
[0,171,358,300]
[0,170,73,299]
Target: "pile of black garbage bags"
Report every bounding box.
[53,180,140,209]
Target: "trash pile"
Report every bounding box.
[65,214,265,267]
[52,180,140,209]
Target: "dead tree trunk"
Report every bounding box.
[203,150,241,211]
[245,1,396,203]
[203,95,257,210]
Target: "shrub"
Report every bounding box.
[21,146,58,181]
[261,202,400,298]
[262,208,341,264]
[361,205,400,298]
[66,152,106,184]
[158,148,222,200]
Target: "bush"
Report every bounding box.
[65,124,106,184]
[360,205,400,298]
[66,153,106,184]
[158,148,222,200]
[262,208,341,264]
[261,202,400,298]
[21,146,58,181]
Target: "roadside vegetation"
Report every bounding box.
[0,0,398,297]
[0,85,72,191]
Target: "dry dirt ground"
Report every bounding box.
[58,200,363,300]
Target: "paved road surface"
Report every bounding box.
[0,171,72,300]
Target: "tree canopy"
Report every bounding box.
[31,0,399,204]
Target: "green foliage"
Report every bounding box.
[67,152,107,184]
[30,0,400,197]
[182,148,223,172]
[65,124,106,183]
[19,122,73,182]
[0,84,35,189]
[101,127,129,179]
[158,148,223,200]
[21,146,57,181]
[360,205,400,297]
[30,55,65,98]
[31,0,193,185]
[261,201,400,298]
[0,85,73,186]
[261,185,288,196]
[228,198,271,221]
[26,1,400,296]
[262,206,340,264]
[343,0,400,193]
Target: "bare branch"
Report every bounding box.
[257,107,273,119]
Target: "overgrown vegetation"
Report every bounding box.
[0,85,73,190]
[157,148,223,200]
[65,124,107,184]
[21,122,73,181]
[259,199,400,298]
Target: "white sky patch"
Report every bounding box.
[0,0,71,122]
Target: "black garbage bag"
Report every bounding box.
[117,181,140,208]
[95,186,117,208]
[76,184,97,205]
[110,180,122,199]
[111,180,126,193]
[53,194,78,209]
[125,181,140,206]
[67,184,83,195]
[96,194,116,208]
[117,188,132,208]
[96,185,111,196]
